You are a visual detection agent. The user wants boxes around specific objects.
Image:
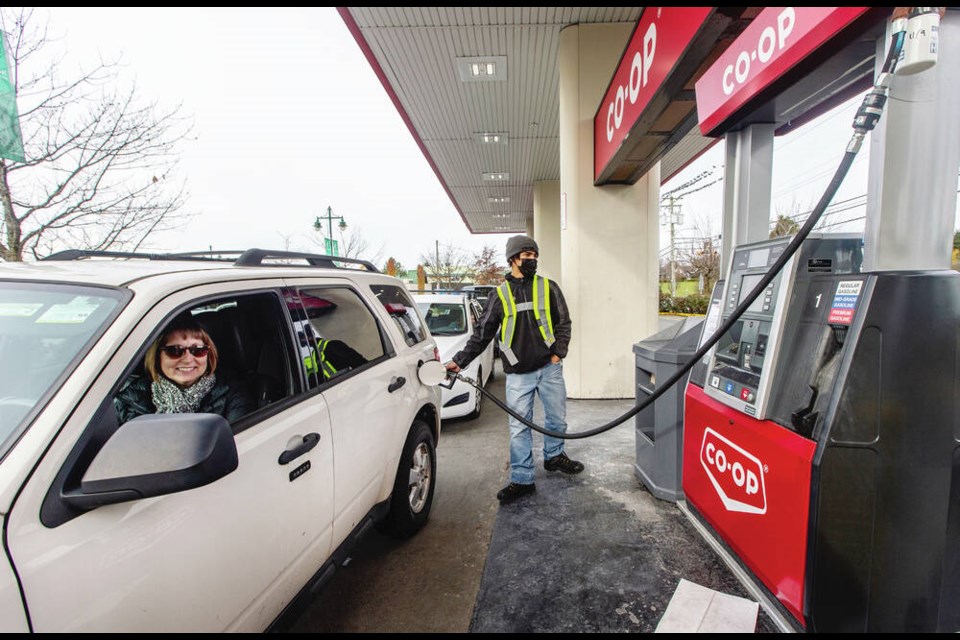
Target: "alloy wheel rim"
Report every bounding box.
[407,442,432,513]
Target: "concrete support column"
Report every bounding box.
[720,124,775,277]
[864,12,960,272]
[533,180,561,282]
[559,23,659,399]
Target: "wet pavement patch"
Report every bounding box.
[469,399,779,633]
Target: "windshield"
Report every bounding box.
[0,282,125,457]
[417,302,468,336]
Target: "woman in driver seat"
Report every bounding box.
[114,314,253,424]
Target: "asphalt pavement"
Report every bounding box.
[284,349,780,633]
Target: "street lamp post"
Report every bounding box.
[313,205,347,256]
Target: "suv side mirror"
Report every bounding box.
[63,413,239,509]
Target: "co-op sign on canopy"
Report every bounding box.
[594,6,875,177]
[593,6,712,182]
[695,6,872,137]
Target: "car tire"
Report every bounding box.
[378,419,436,539]
[466,367,482,420]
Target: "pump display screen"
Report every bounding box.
[738,274,766,314]
[748,248,770,268]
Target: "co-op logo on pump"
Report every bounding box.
[700,428,767,514]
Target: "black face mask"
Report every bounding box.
[519,258,538,277]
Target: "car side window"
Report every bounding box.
[112,291,298,431]
[370,284,428,347]
[284,286,385,389]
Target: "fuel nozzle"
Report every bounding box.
[848,8,918,150]
[440,370,457,389]
[830,324,848,346]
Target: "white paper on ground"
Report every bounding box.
[655,578,759,633]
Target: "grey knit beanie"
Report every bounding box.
[505,235,539,261]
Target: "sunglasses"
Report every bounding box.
[160,344,210,358]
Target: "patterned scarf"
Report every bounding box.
[151,373,217,414]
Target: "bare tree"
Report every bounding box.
[0,8,195,261]
[339,226,383,264]
[307,224,383,265]
[771,197,805,238]
[471,244,502,285]
[686,237,720,295]
[770,213,801,238]
[420,241,473,290]
[677,211,720,295]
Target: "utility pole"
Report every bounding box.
[663,196,683,295]
[660,167,715,296]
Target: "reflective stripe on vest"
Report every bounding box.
[317,339,338,379]
[496,275,555,366]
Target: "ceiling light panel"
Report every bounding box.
[456,56,507,82]
[476,132,508,145]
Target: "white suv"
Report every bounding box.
[0,249,442,632]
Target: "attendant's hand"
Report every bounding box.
[445,360,461,373]
[550,355,561,364]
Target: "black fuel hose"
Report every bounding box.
[447,26,906,440]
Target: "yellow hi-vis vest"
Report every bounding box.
[304,339,338,379]
[496,275,555,366]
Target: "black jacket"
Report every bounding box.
[113,373,254,425]
[453,273,571,374]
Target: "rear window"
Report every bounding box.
[369,284,429,347]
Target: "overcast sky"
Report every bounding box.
[21,8,958,270]
[27,6,512,270]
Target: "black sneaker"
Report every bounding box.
[496,482,536,503]
[544,452,584,474]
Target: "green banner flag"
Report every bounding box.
[324,237,339,256]
[0,31,25,163]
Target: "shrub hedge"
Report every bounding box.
[659,291,709,315]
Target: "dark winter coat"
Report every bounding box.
[113,373,254,425]
[452,272,572,374]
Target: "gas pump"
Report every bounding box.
[681,6,960,633]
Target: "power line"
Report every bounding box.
[773,153,868,199]
[669,176,723,200]
[662,165,721,200]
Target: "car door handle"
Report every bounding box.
[278,433,321,465]
[388,376,406,393]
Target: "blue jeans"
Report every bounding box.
[504,361,567,484]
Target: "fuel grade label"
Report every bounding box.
[828,280,862,325]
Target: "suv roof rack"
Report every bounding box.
[233,249,379,272]
[42,248,380,273]
[42,249,233,262]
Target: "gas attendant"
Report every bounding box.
[445,235,584,503]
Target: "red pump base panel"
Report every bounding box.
[682,384,815,627]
